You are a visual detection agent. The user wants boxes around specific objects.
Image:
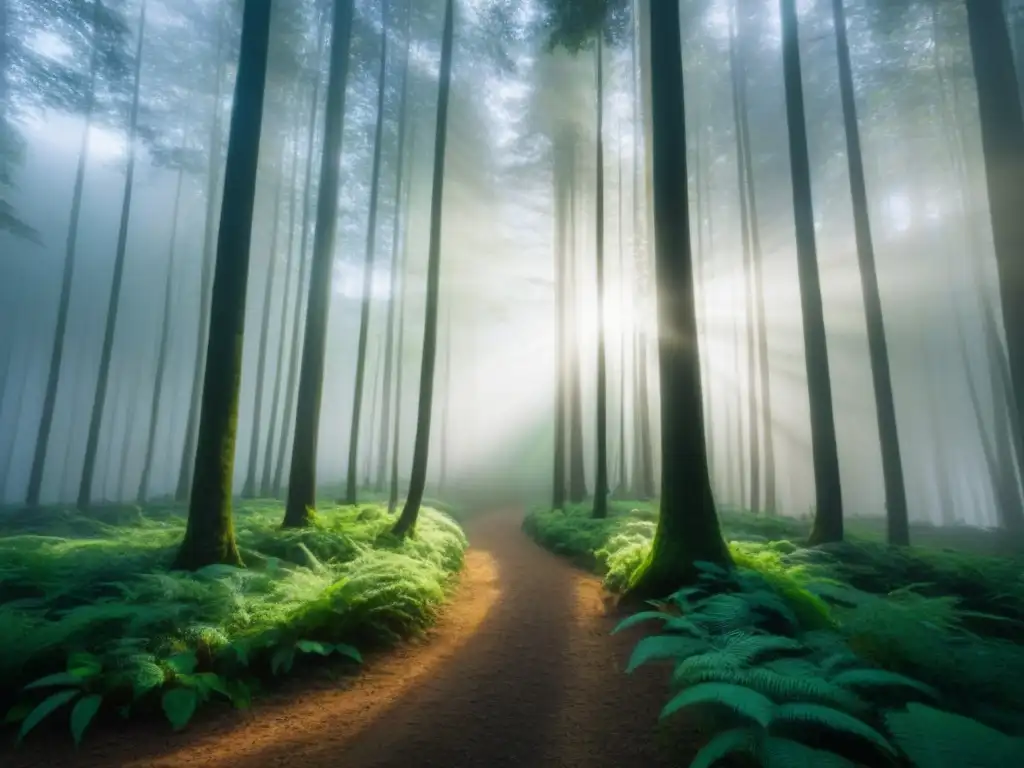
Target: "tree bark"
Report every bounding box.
[625,0,732,601]
[780,0,844,545]
[174,0,273,569]
[392,0,455,537]
[284,0,356,527]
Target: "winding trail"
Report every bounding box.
[7,510,700,767]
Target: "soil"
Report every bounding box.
[3,510,705,768]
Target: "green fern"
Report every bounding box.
[661,682,774,727]
[885,703,1024,767]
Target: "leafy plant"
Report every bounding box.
[9,652,108,745]
[614,570,1022,768]
[0,502,465,744]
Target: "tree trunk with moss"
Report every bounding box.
[174,0,273,570]
[624,0,732,601]
[284,0,356,527]
[392,0,455,538]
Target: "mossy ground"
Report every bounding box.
[523,501,1024,733]
[0,499,467,741]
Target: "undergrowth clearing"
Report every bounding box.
[524,502,1024,766]
[0,500,467,744]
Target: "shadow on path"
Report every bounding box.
[4,510,693,768]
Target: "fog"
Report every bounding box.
[2,0,1023,530]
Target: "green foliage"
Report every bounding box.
[618,557,1024,766]
[0,501,466,744]
[532,504,1024,763]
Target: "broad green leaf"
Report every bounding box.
[332,643,362,663]
[17,689,80,743]
[296,640,331,656]
[24,672,86,691]
[70,694,103,746]
[164,651,198,676]
[161,688,198,731]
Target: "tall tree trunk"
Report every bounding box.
[77,0,148,509]
[388,130,415,515]
[392,0,455,537]
[780,0,844,545]
[274,21,326,497]
[241,155,285,499]
[832,0,908,544]
[736,8,775,512]
[965,0,1024,440]
[26,0,101,507]
[936,10,1024,532]
[552,134,568,510]
[593,35,609,519]
[284,0,356,527]
[625,0,732,601]
[176,14,229,502]
[363,331,384,487]
[616,118,628,495]
[0,332,28,502]
[117,366,142,501]
[262,108,304,496]
[174,0,272,569]
[439,302,452,493]
[345,7,388,505]
[728,16,755,511]
[138,162,185,502]
[376,4,411,492]
[567,140,587,503]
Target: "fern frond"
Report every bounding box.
[760,736,859,768]
[690,727,758,768]
[625,634,709,673]
[770,702,896,756]
[830,668,938,701]
[661,682,774,727]
[885,703,1024,768]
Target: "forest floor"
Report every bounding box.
[4,510,697,768]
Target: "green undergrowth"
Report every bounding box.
[524,502,1024,764]
[617,561,1024,767]
[0,500,467,745]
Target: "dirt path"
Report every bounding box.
[6,510,698,768]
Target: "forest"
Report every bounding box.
[1,0,1023,766]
